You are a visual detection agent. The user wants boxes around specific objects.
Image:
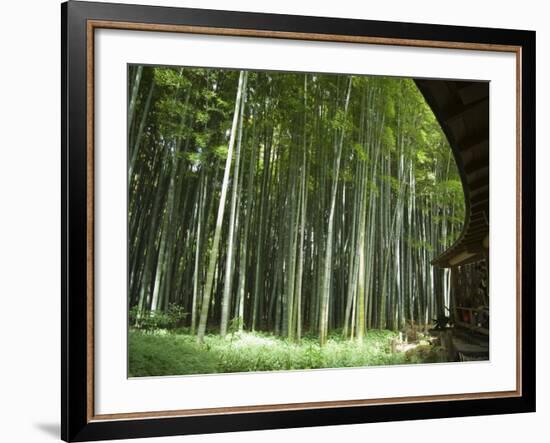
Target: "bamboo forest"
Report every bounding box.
[127,65,469,377]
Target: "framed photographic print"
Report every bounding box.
[61,1,536,441]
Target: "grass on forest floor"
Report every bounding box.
[128,329,447,377]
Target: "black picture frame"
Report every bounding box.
[62,1,536,441]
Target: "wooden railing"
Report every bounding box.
[454,306,489,335]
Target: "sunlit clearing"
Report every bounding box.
[228,332,277,347]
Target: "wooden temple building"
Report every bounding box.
[415,79,489,361]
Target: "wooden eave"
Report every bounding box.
[414,79,489,268]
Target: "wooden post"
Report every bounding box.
[450,265,459,325]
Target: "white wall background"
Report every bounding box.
[0,0,546,442]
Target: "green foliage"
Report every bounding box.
[127,329,440,377]
[352,142,369,162]
[404,344,447,364]
[382,126,395,150]
[228,316,244,335]
[213,144,229,160]
[129,304,187,333]
[128,331,219,377]
[435,179,464,200]
[416,149,429,164]
[183,151,202,166]
[194,132,210,149]
[331,108,353,132]
[154,68,190,89]
[195,110,210,125]
[385,98,396,119]
[166,304,187,326]
[405,236,435,252]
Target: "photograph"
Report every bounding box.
[127,65,489,377]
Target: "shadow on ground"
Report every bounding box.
[34,422,59,439]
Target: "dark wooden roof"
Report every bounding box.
[414,79,489,268]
